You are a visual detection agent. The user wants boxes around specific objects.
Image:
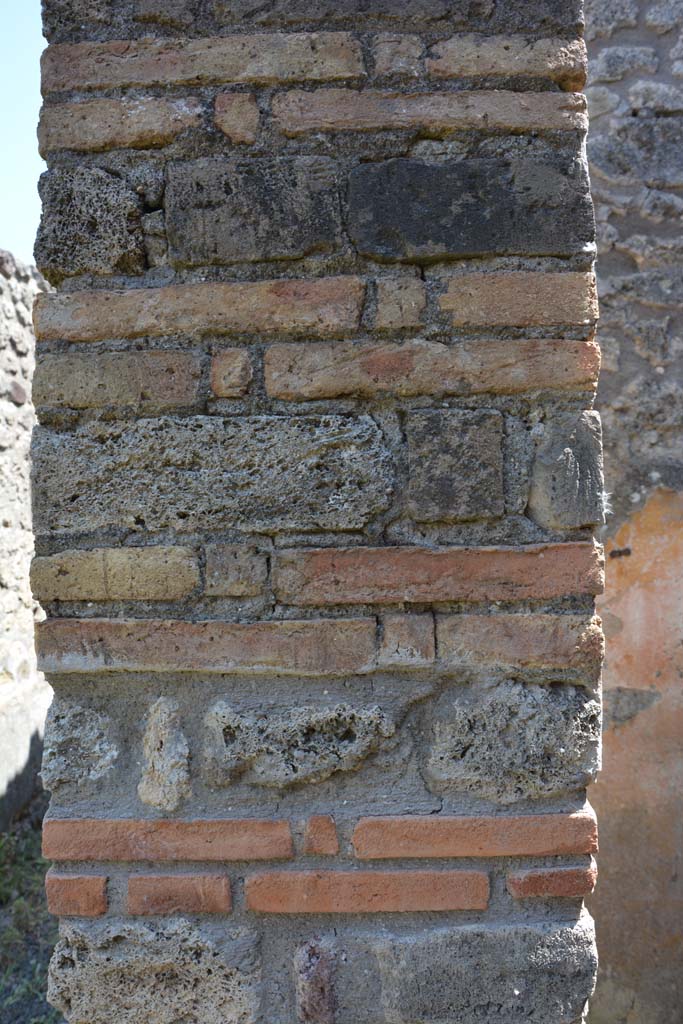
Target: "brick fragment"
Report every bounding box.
[264,337,601,400]
[374,34,424,77]
[245,870,489,913]
[214,92,260,143]
[352,810,598,859]
[38,97,202,156]
[436,613,604,683]
[378,614,435,668]
[204,544,268,597]
[33,277,364,342]
[507,861,598,899]
[210,350,253,397]
[31,547,200,602]
[427,35,587,91]
[439,272,599,327]
[33,352,202,410]
[43,818,294,862]
[36,618,377,675]
[45,873,108,917]
[303,816,339,856]
[272,543,605,606]
[128,874,232,914]
[41,34,364,91]
[273,88,588,136]
[374,278,426,329]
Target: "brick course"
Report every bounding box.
[127,874,232,914]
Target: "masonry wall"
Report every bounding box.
[583,2,683,1020]
[33,3,605,1022]
[0,250,51,830]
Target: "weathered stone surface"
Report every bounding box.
[32,416,393,534]
[41,699,118,793]
[528,411,605,531]
[204,544,268,597]
[374,34,424,77]
[214,92,260,143]
[203,702,395,789]
[138,698,191,812]
[406,410,504,522]
[35,168,144,285]
[31,546,200,601]
[589,45,658,83]
[328,913,597,1024]
[424,681,601,803]
[295,941,336,1024]
[166,157,341,266]
[348,158,593,262]
[48,919,261,1024]
[584,0,638,38]
[439,271,599,327]
[589,118,683,188]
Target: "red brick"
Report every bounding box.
[303,816,339,856]
[36,617,377,675]
[273,88,588,136]
[42,35,363,92]
[245,870,489,913]
[33,351,202,410]
[507,861,598,899]
[439,272,599,327]
[45,872,108,917]
[214,92,260,143]
[128,874,232,914]
[38,97,202,156]
[265,338,600,401]
[33,277,364,342]
[378,614,435,668]
[436,613,604,682]
[374,278,427,330]
[272,543,605,606]
[43,818,293,862]
[427,35,587,91]
[352,810,598,859]
[210,350,253,397]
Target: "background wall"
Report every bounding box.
[585,1,683,1020]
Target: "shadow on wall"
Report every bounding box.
[0,731,44,833]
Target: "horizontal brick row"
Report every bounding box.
[46,862,595,918]
[41,34,586,93]
[42,810,597,863]
[32,273,597,343]
[38,88,588,155]
[33,337,601,410]
[34,608,603,682]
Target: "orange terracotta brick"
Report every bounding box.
[36,617,377,675]
[439,271,599,327]
[303,816,339,856]
[128,874,232,914]
[33,351,202,410]
[210,350,253,397]
[43,818,294,862]
[45,872,108,917]
[214,92,260,143]
[436,613,604,682]
[378,614,435,668]
[507,861,598,899]
[352,810,598,859]
[374,278,426,330]
[272,543,605,606]
[33,277,364,342]
[273,88,588,136]
[427,35,587,91]
[42,34,364,91]
[31,547,200,602]
[245,870,489,913]
[264,338,601,401]
[38,97,202,156]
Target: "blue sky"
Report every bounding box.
[1,1,46,265]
